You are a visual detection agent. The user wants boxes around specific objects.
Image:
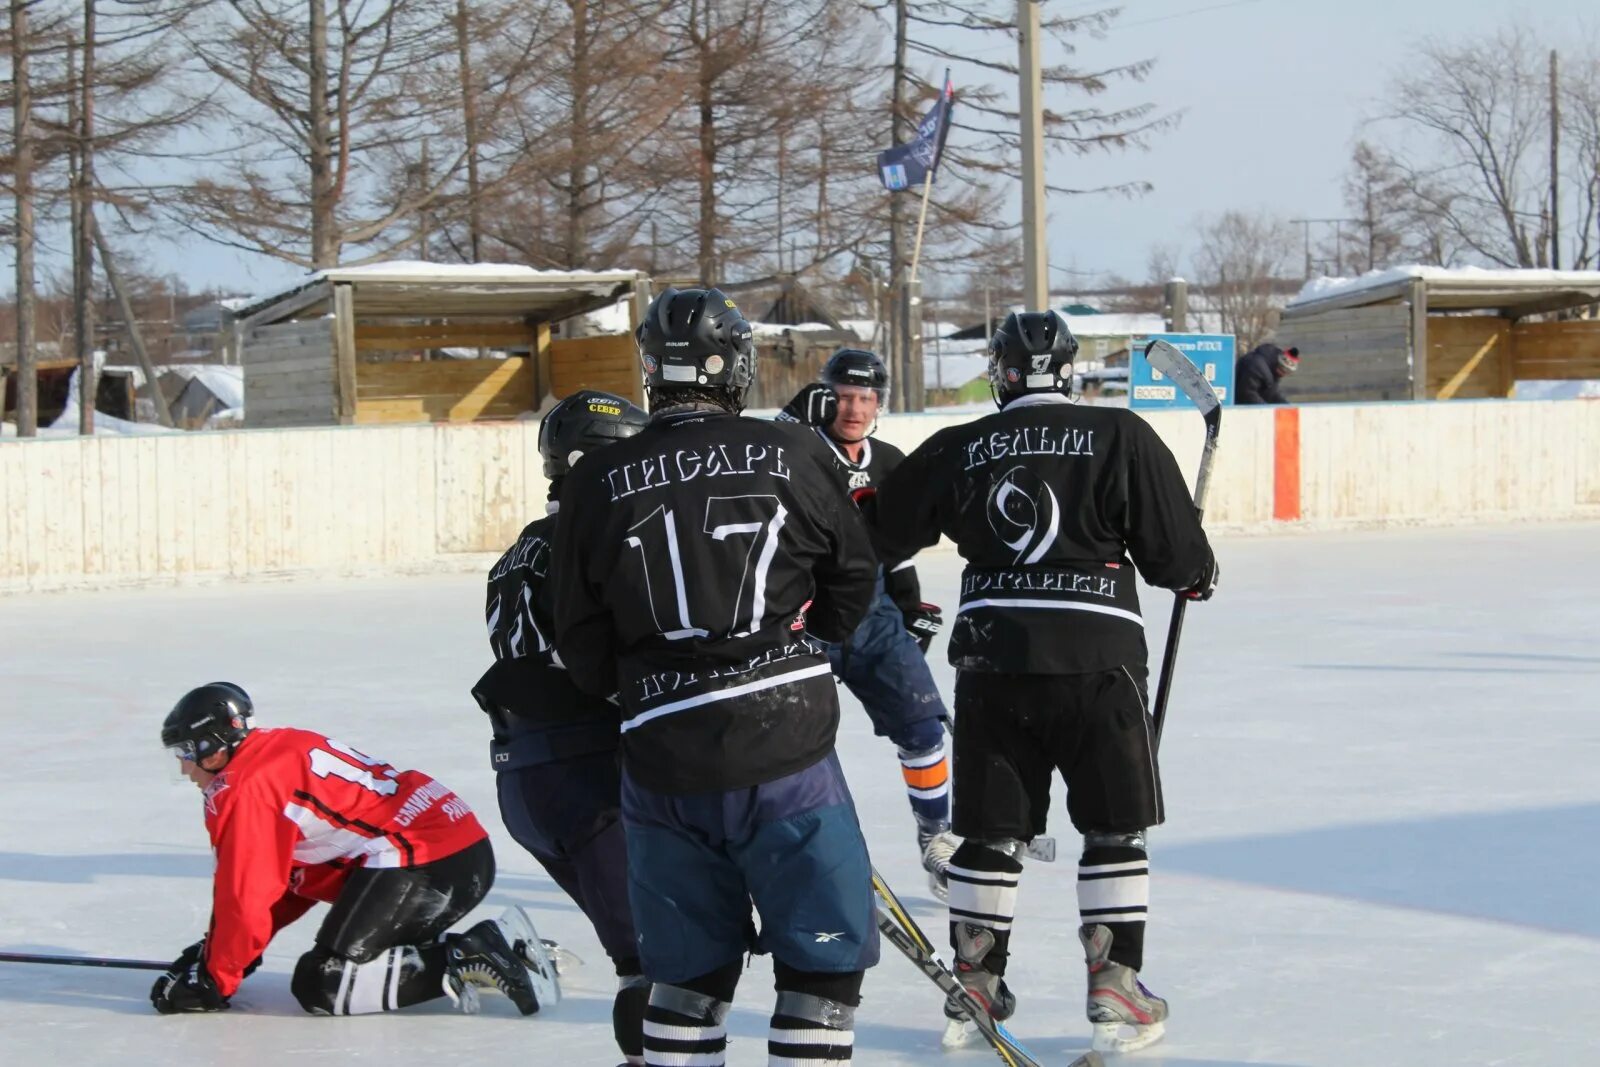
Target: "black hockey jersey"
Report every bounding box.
[869,395,1213,675]
[812,429,923,610]
[551,409,879,794]
[476,510,621,771]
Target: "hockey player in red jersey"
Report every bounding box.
[152,682,559,1017]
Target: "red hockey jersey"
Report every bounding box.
[198,727,486,995]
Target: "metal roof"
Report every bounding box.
[229,262,646,329]
[1285,266,1600,318]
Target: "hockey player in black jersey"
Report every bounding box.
[863,311,1218,1055]
[475,389,651,1065]
[779,348,958,898]
[551,288,881,1067]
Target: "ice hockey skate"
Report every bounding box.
[939,923,1016,1049]
[445,906,561,1016]
[918,824,959,901]
[1081,924,1166,1053]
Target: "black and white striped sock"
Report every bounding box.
[946,840,1023,972]
[642,984,729,1067]
[1077,842,1149,971]
[768,990,854,1064]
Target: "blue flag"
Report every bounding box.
[877,73,955,191]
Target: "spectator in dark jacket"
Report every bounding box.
[1235,343,1300,404]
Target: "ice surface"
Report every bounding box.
[3,523,1598,1065]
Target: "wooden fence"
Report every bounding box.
[4,400,1600,593]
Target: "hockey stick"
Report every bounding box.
[0,951,170,971]
[1141,340,1222,750]
[871,868,1104,1067]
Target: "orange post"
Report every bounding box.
[1273,407,1301,522]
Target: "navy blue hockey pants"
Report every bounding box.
[620,751,880,985]
[496,750,639,968]
[829,582,946,750]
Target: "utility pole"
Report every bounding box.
[1291,217,1361,276]
[888,0,911,411]
[1290,218,1313,278]
[11,0,38,436]
[76,0,98,433]
[1550,49,1561,271]
[1018,0,1048,310]
[417,139,432,261]
[90,211,175,428]
[454,0,482,262]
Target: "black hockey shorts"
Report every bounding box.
[951,666,1162,840]
[315,837,495,963]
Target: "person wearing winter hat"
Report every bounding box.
[1235,342,1300,404]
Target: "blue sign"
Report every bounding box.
[1128,333,1235,409]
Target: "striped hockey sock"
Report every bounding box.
[643,984,728,1067]
[299,944,448,1015]
[768,990,855,1064]
[899,741,950,828]
[1077,842,1149,971]
[945,840,1023,973]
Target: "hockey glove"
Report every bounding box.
[161,937,261,981]
[903,603,944,654]
[151,959,230,1014]
[1182,555,1219,601]
[776,383,838,428]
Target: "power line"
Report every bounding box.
[1118,0,1268,30]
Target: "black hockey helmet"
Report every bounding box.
[537,390,649,479]
[820,347,890,404]
[988,310,1079,407]
[162,682,255,763]
[636,287,757,410]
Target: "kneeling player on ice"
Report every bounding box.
[777,348,959,899]
[153,682,559,1017]
[551,288,881,1067]
[862,312,1218,1054]
[475,389,651,1065]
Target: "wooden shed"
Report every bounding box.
[226,263,650,428]
[1278,267,1600,402]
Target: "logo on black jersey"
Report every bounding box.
[848,470,870,490]
[986,465,1060,565]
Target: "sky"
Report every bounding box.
[1038,0,1580,293]
[10,0,1586,303]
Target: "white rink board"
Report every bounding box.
[2,524,1598,1065]
[5,399,1600,594]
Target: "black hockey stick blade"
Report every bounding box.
[0,951,171,971]
[871,870,1104,1067]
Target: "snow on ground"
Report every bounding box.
[3,524,1599,1065]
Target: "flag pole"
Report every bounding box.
[908,69,951,286]
[908,168,935,285]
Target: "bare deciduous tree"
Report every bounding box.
[1350,25,1600,271]
[1560,51,1600,269]
[175,0,473,269]
[1191,210,1297,350]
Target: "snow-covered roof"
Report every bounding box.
[749,321,846,339]
[1288,265,1600,315]
[1060,311,1166,337]
[835,319,880,344]
[232,259,645,325]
